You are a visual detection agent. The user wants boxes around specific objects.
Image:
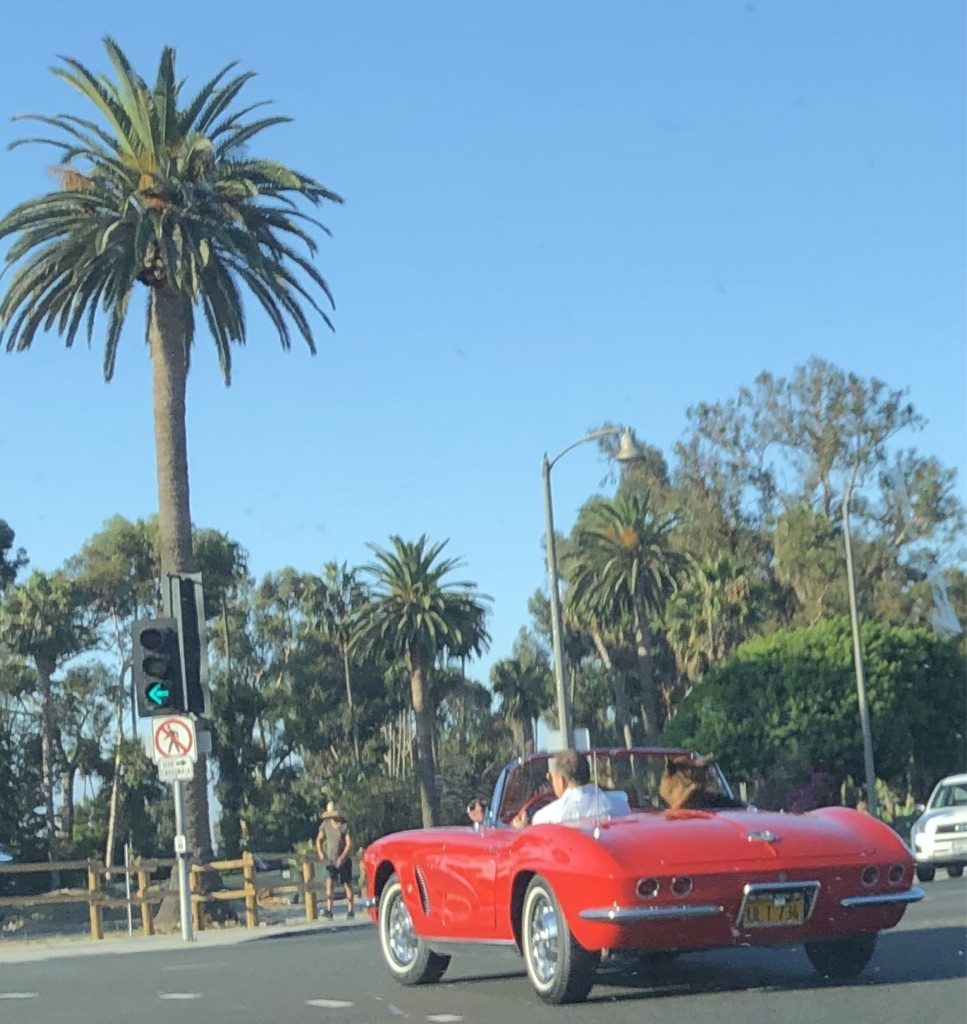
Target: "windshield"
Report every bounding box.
[930,782,967,810]
[494,749,735,823]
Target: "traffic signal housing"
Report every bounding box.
[133,618,185,717]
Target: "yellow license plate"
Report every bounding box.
[743,893,806,927]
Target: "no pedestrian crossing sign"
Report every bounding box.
[151,716,197,766]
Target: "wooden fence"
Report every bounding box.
[0,852,341,941]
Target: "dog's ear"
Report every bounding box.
[693,753,715,768]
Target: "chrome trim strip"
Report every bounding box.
[840,886,924,908]
[579,903,724,922]
[357,896,377,909]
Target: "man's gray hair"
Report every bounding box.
[548,748,584,784]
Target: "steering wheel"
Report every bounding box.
[502,789,554,825]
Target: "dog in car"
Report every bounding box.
[660,752,745,810]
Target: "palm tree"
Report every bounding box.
[567,492,690,743]
[0,39,341,859]
[355,536,490,827]
[665,554,757,684]
[490,653,546,756]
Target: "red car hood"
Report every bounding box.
[590,807,895,868]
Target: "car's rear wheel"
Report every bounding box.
[804,933,877,979]
[378,873,450,985]
[916,864,936,882]
[521,875,597,1004]
[947,864,964,878]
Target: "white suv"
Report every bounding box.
[909,773,967,882]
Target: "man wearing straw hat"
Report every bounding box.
[315,800,355,919]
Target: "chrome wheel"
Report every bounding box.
[527,890,560,985]
[522,875,596,1004]
[384,885,417,968]
[377,873,451,986]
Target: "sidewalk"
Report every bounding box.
[0,908,372,964]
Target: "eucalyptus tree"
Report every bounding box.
[0,39,342,860]
[0,571,95,853]
[304,562,369,764]
[0,520,28,592]
[567,492,690,743]
[355,536,491,827]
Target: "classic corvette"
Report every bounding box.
[362,748,923,1004]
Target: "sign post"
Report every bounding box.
[150,716,197,942]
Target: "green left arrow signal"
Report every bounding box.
[146,682,172,707]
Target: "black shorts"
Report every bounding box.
[326,861,353,886]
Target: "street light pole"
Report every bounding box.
[843,475,879,817]
[542,452,571,746]
[542,427,642,747]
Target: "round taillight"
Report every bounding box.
[637,877,660,899]
[888,864,905,885]
[861,865,879,887]
[671,876,693,897]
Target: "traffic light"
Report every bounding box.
[133,618,185,717]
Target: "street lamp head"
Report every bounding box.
[615,429,645,464]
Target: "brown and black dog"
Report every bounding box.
[659,753,745,810]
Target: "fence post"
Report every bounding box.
[242,851,259,929]
[136,859,154,936]
[87,861,104,940]
[190,865,203,932]
[302,856,317,922]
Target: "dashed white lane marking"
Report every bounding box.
[427,1016,463,1022]
[163,961,228,972]
[306,999,354,1008]
[0,993,39,1000]
[158,992,202,1000]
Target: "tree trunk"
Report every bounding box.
[148,285,215,863]
[147,285,231,931]
[409,656,440,827]
[591,629,634,747]
[35,656,58,856]
[343,645,360,764]
[634,610,660,744]
[523,715,535,756]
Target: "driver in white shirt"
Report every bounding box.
[512,749,627,828]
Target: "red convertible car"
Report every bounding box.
[362,748,922,1004]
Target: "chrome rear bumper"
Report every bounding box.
[580,903,724,923]
[840,886,924,908]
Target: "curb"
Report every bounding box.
[0,913,372,964]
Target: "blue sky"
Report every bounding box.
[1,1,964,686]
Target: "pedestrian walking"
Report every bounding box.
[315,801,355,919]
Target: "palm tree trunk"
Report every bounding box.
[148,285,216,864]
[409,657,440,827]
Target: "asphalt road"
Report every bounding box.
[0,877,964,1024]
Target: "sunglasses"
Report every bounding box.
[467,801,486,813]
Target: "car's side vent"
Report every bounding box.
[414,865,431,916]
